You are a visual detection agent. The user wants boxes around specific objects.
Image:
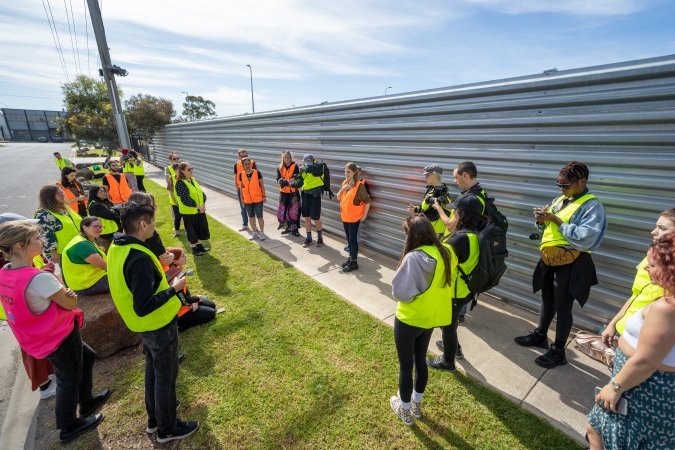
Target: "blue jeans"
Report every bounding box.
[141,321,179,433]
[237,190,249,227]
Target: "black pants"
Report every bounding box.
[538,262,575,348]
[141,321,179,434]
[440,295,473,362]
[136,175,146,192]
[394,317,432,403]
[171,205,182,231]
[342,221,360,260]
[45,323,95,429]
[178,299,217,331]
[183,213,210,244]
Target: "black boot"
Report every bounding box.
[514,329,549,349]
[80,389,112,417]
[60,413,104,444]
[535,344,567,368]
[341,258,352,268]
[342,259,359,272]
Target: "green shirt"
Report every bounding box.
[65,239,99,264]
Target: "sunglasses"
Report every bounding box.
[555,181,572,189]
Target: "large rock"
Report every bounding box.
[78,293,141,358]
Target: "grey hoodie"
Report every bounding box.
[391,250,437,303]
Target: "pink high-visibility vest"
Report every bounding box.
[0,266,82,359]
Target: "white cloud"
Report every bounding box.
[459,0,644,16]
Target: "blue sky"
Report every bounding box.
[1,0,674,117]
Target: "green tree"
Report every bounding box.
[180,95,216,122]
[58,75,118,147]
[124,94,175,141]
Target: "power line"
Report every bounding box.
[63,0,80,74]
[84,0,90,76]
[41,0,69,82]
[69,0,82,74]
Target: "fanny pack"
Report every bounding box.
[540,246,580,266]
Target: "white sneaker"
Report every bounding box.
[389,396,413,426]
[410,400,422,419]
[258,233,267,241]
[239,226,249,231]
[40,379,57,400]
[249,232,259,240]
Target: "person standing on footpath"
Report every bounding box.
[57,167,88,217]
[515,161,607,368]
[389,215,454,425]
[276,151,301,236]
[299,154,330,248]
[164,152,183,238]
[408,164,453,238]
[174,162,210,256]
[0,221,111,445]
[233,149,258,232]
[238,157,267,241]
[103,160,132,205]
[107,202,198,443]
[54,151,75,172]
[337,162,371,272]
[344,165,371,254]
[127,150,146,192]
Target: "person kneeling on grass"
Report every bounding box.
[390,214,454,426]
[165,247,217,332]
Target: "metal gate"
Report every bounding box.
[151,54,675,330]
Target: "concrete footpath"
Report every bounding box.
[146,164,608,445]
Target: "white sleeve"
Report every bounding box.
[25,272,63,314]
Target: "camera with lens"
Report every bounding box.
[427,184,450,206]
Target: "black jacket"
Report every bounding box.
[532,252,598,306]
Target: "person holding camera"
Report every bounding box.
[276,151,301,236]
[515,161,607,368]
[337,162,371,272]
[298,154,332,248]
[126,150,146,192]
[408,164,452,238]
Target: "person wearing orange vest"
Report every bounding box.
[102,161,132,205]
[276,151,301,236]
[515,161,607,369]
[58,166,88,216]
[337,162,371,272]
[238,158,267,241]
[233,148,258,231]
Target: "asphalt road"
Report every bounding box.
[0,141,73,448]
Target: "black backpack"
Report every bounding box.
[457,223,508,299]
[479,191,508,233]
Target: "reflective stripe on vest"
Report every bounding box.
[57,181,87,211]
[166,165,177,205]
[86,201,119,235]
[0,266,78,358]
[240,170,263,204]
[107,242,181,332]
[453,232,480,299]
[340,183,366,223]
[175,178,205,215]
[615,256,665,335]
[235,159,255,188]
[62,235,107,291]
[540,193,597,250]
[49,207,82,255]
[105,173,132,204]
[279,163,297,193]
[395,244,454,329]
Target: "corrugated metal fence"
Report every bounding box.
[151,55,675,330]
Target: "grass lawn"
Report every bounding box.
[65,179,581,449]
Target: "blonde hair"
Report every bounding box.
[0,222,42,258]
[279,151,293,170]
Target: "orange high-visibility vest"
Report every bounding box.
[340,182,366,223]
[56,181,87,210]
[279,163,297,194]
[235,159,255,188]
[239,170,264,204]
[105,173,132,204]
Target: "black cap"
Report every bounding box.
[448,194,483,216]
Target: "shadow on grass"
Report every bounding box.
[415,415,474,450]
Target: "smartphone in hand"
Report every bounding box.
[595,387,628,415]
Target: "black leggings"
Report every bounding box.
[441,295,473,362]
[394,317,432,403]
[342,221,360,260]
[136,175,146,192]
[538,263,575,348]
[171,205,182,231]
[177,299,216,331]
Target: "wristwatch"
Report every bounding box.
[610,381,623,392]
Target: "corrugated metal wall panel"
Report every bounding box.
[151,54,675,330]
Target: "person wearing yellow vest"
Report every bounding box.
[428,194,484,372]
[174,162,211,256]
[515,161,607,369]
[238,158,267,240]
[276,151,301,236]
[58,167,88,216]
[337,162,371,272]
[53,151,75,172]
[165,152,183,237]
[62,217,109,295]
[407,164,453,238]
[123,150,146,192]
[601,208,674,347]
[86,185,121,248]
[107,202,198,442]
[103,160,133,204]
[34,185,83,264]
[233,148,258,231]
[299,153,332,248]
[390,215,454,425]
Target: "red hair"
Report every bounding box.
[648,232,675,294]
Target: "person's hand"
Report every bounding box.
[407,204,417,216]
[50,253,61,264]
[595,384,622,413]
[431,201,443,212]
[262,196,266,204]
[159,252,174,266]
[76,195,87,202]
[191,303,199,312]
[601,323,617,348]
[171,275,187,292]
[361,214,367,222]
[65,288,78,298]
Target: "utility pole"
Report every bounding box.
[246,65,255,113]
[87,0,131,149]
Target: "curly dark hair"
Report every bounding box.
[647,232,675,294]
[559,161,589,182]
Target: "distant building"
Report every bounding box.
[0,108,68,142]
